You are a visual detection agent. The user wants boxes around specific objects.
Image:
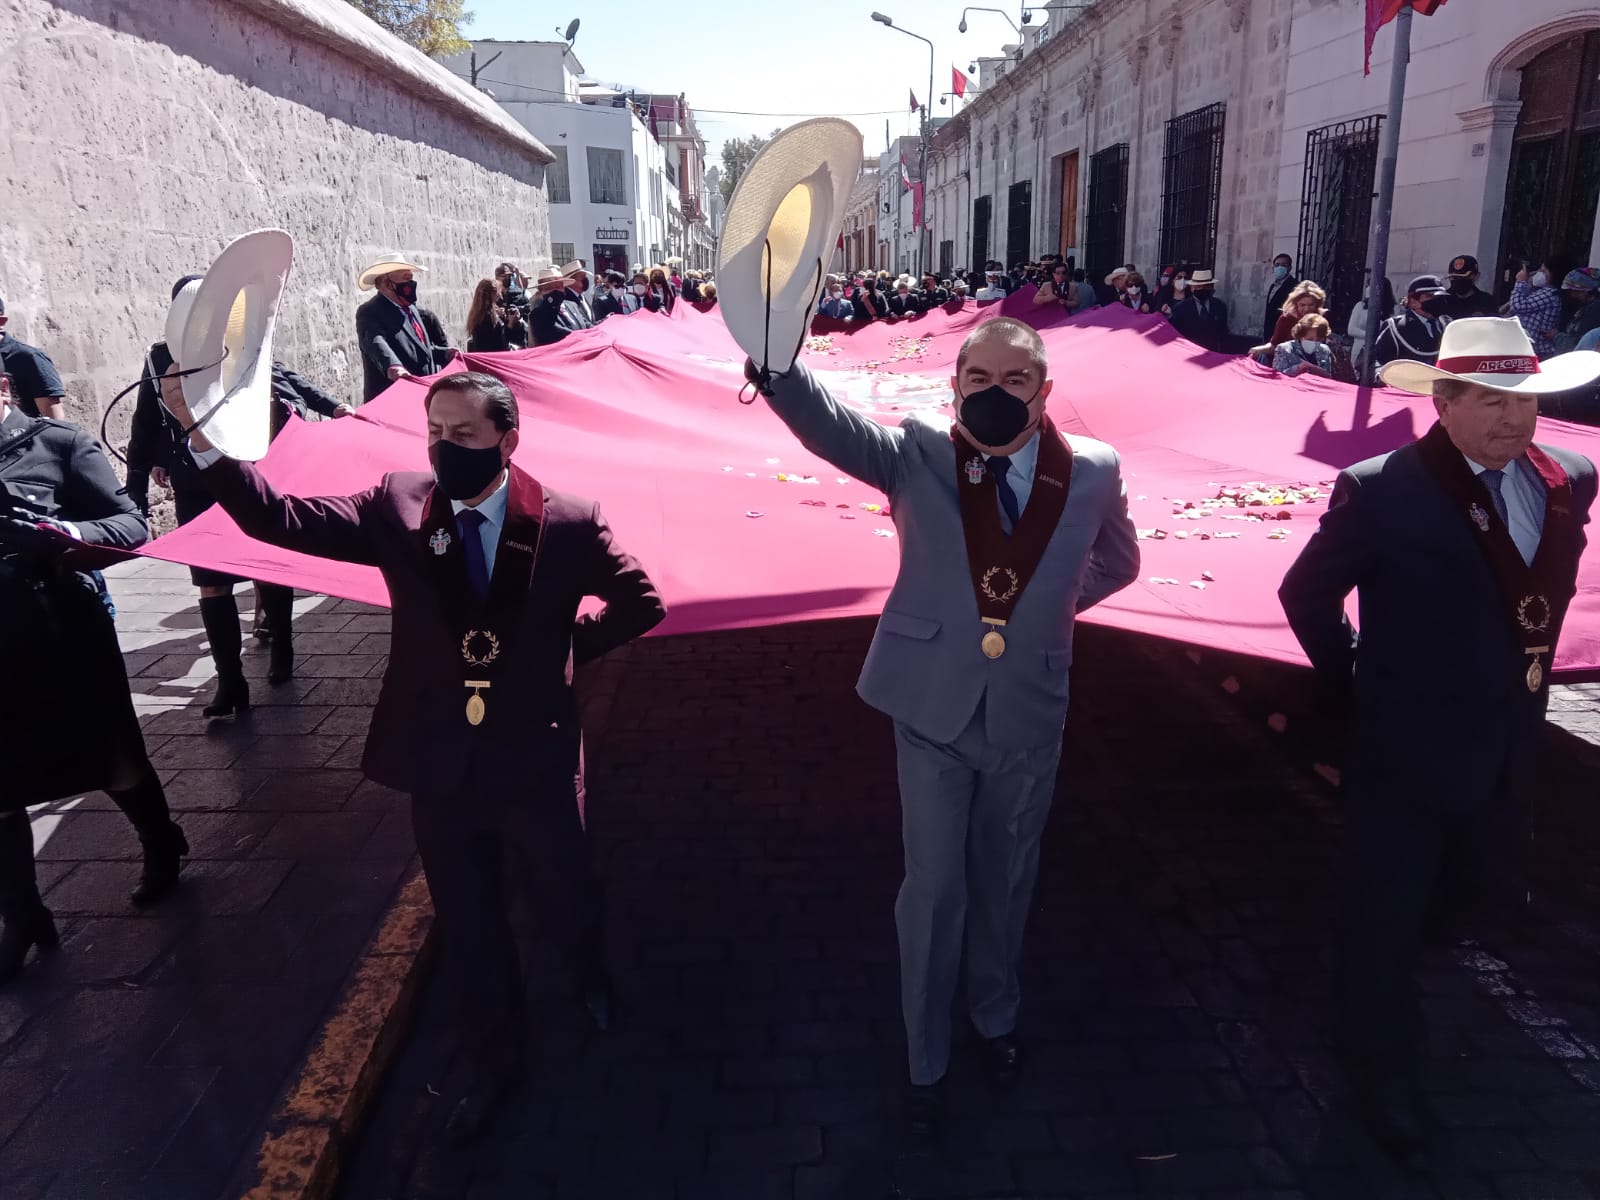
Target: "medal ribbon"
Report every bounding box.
[952,416,1075,630]
[1414,421,1579,688]
[419,464,546,727]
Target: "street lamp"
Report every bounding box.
[869,12,935,279]
[956,6,1031,34]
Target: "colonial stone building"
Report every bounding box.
[928,0,1600,337]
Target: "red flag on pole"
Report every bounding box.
[952,66,968,99]
[1365,0,1447,74]
[909,89,920,113]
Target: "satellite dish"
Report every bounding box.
[564,18,580,42]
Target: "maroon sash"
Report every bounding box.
[418,464,546,727]
[1414,421,1579,692]
[951,417,1075,658]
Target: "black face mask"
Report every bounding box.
[1420,294,1451,319]
[430,436,506,500]
[1449,278,1476,296]
[958,383,1036,448]
[393,279,419,305]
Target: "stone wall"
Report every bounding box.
[0,0,553,442]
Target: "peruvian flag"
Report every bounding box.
[952,66,968,99]
[909,89,920,113]
[1365,0,1448,74]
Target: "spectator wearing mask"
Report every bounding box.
[889,277,922,317]
[1373,275,1450,368]
[1272,313,1335,379]
[921,274,949,306]
[1262,254,1296,342]
[1436,254,1500,320]
[1347,274,1398,376]
[817,277,853,319]
[1509,261,1564,358]
[1120,272,1155,315]
[1033,263,1078,312]
[645,268,675,314]
[627,271,652,312]
[1160,270,1190,317]
[852,276,886,321]
[466,279,520,353]
[592,271,632,323]
[1169,270,1230,351]
[975,270,1007,302]
[1255,281,1329,362]
[1152,266,1180,313]
[0,297,67,420]
[1099,267,1129,307]
[1557,267,1600,353]
[528,268,593,346]
[561,261,596,325]
[355,255,457,403]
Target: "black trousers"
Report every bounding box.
[410,752,604,1074]
[1337,782,1528,1080]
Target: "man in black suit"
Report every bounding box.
[1374,275,1451,368]
[1262,253,1295,343]
[591,271,632,323]
[1279,317,1600,1159]
[163,369,665,1142]
[354,256,456,402]
[887,279,922,317]
[1,372,189,987]
[528,268,594,346]
[1433,254,1501,321]
[1169,269,1230,351]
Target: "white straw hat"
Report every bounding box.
[163,228,293,462]
[357,255,426,291]
[717,118,863,376]
[1380,316,1600,395]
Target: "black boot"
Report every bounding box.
[198,593,250,718]
[0,814,59,988]
[259,584,295,685]
[110,771,189,907]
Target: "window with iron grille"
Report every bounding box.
[939,240,953,275]
[1296,115,1383,330]
[972,194,992,269]
[550,242,576,266]
[547,146,571,205]
[1159,103,1226,270]
[1007,180,1033,266]
[1084,143,1129,282]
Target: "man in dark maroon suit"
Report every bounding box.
[160,369,665,1143]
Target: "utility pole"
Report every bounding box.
[1361,2,1412,386]
[468,49,501,88]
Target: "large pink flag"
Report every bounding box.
[142,297,1600,678]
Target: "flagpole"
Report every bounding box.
[1361,1,1413,386]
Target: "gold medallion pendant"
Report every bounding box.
[464,680,491,726]
[981,629,1006,659]
[1526,656,1543,694]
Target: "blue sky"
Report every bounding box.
[461,0,1026,167]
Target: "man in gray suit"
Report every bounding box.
[760,316,1140,1128]
[1280,317,1599,1159]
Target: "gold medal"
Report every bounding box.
[1526,656,1543,693]
[981,629,1006,659]
[464,680,490,726]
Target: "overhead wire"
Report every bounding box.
[450,70,916,120]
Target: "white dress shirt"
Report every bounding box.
[979,428,1041,532]
[451,471,510,577]
[1464,453,1544,566]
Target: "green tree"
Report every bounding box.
[346,0,471,57]
[718,128,783,200]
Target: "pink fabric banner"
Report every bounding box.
[141,296,1600,678]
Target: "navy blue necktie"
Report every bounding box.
[457,508,490,601]
[1481,469,1511,528]
[989,456,1022,531]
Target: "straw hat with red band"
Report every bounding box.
[1379,316,1600,396]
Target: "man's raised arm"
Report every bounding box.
[762,360,907,496]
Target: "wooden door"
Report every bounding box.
[1059,151,1080,256]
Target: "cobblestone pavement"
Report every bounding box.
[340,619,1600,1200]
[0,557,413,1200]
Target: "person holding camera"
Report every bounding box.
[1,371,190,986]
[466,279,525,353]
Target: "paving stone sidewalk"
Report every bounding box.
[341,619,1600,1200]
[0,556,412,1200]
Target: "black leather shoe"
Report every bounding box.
[906,1078,945,1133]
[202,677,251,719]
[1351,1074,1427,1164]
[441,1069,519,1148]
[131,825,189,908]
[267,638,294,686]
[979,1032,1022,1089]
[0,906,60,988]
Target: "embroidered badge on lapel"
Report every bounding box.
[429,528,452,556]
[964,457,986,486]
[1469,502,1490,533]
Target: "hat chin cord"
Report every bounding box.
[739,243,821,405]
[99,346,230,465]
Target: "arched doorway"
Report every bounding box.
[1497,30,1600,293]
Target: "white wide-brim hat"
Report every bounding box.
[357,255,426,291]
[1380,316,1600,395]
[717,118,863,375]
[163,228,292,462]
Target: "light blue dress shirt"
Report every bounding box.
[1464,453,1545,566]
[982,428,1041,526]
[451,471,510,577]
